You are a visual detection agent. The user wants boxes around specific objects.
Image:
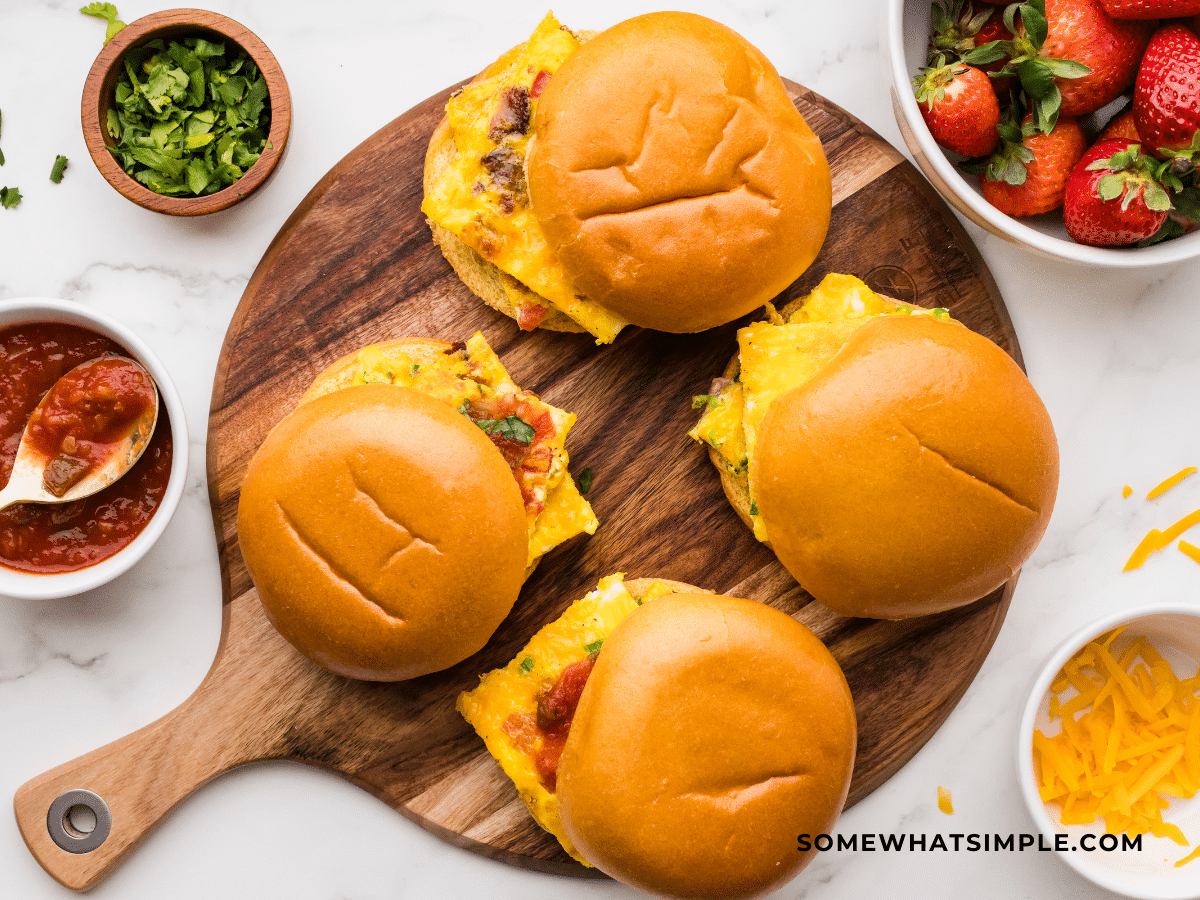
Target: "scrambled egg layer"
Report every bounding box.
[689,273,951,541]
[457,573,679,864]
[421,12,627,343]
[342,332,597,567]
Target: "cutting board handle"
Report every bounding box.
[12,600,282,892]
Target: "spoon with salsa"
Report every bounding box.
[0,355,159,511]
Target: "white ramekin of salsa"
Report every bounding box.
[0,298,188,599]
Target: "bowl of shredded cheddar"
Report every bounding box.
[1019,605,1200,898]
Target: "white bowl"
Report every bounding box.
[883,0,1200,267]
[1017,604,1200,899]
[0,298,188,600]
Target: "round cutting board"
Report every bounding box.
[15,80,1018,891]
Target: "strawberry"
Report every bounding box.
[1098,107,1143,142]
[913,57,1002,156]
[1063,139,1171,244]
[1098,0,1200,18]
[1133,25,1200,160]
[1041,0,1154,116]
[930,0,1008,56]
[980,115,1087,214]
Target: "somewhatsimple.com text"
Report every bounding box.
[798,833,1142,853]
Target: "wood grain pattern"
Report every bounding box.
[80,9,291,216]
[16,81,1016,891]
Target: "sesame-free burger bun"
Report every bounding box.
[236,384,528,681]
[754,315,1059,620]
[526,12,831,333]
[556,593,856,899]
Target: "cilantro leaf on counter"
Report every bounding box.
[104,36,271,197]
[50,155,69,184]
[1,186,23,209]
[80,3,126,43]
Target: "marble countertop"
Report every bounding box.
[4,0,1200,897]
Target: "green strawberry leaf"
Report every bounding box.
[962,41,1008,66]
[1097,173,1125,203]
[1143,182,1171,213]
[1040,58,1092,79]
[1172,186,1200,223]
[1021,4,1048,47]
[1138,218,1184,248]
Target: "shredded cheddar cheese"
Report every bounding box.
[937,786,954,814]
[1033,626,1200,865]
[1124,485,1134,499]
[1124,509,1200,571]
[1182,541,1200,566]
[1148,467,1199,500]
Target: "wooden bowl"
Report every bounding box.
[80,8,291,216]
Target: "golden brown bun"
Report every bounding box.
[705,294,913,537]
[423,74,583,335]
[299,338,455,404]
[237,384,528,681]
[557,593,856,899]
[755,315,1059,619]
[526,12,831,333]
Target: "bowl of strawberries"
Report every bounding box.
[886,0,1200,265]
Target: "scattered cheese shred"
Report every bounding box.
[937,786,954,814]
[1148,467,1199,500]
[1124,485,1134,498]
[1124,509,1200,570]
[1181,541,1200,566]
[1033,626,1200,862]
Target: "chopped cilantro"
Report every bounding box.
[579,467,592,494]
[457,400,471,418]
[103,34,270,197]
[80,3,126,43]
[1,186,22,209]
[519,657,535,673]
[931,307,949,319]
[692,393,721,409]
[50,155,69,184]
[749,500,759,516]
[584,638,604,654]
[410,363,420,375]
[476,415,535,444]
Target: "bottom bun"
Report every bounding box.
[556,593,856,899]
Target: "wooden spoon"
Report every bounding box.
[0,357,159,512]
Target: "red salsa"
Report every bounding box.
[26,356,157,497]
[532,653,597,792]
[1,322,173,574]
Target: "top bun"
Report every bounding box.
[754,315,1059,619]
[556,593,856,899]
[237,384,528,681]
[526,12,831,333]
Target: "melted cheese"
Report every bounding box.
[343,332,597,567]
[690,274,951,540]
[421,13,627,344]
[457,574,679,863]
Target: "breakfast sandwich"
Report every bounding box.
[236,332,596,682]
[458,573,857,900]
[690,273,1059,619]
[302,331,597,569]
[422,11,831,342]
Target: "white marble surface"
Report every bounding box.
[2,0,1200,897]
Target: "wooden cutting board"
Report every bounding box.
[15,80,1019,892]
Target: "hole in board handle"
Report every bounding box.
[47,789,111,853]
